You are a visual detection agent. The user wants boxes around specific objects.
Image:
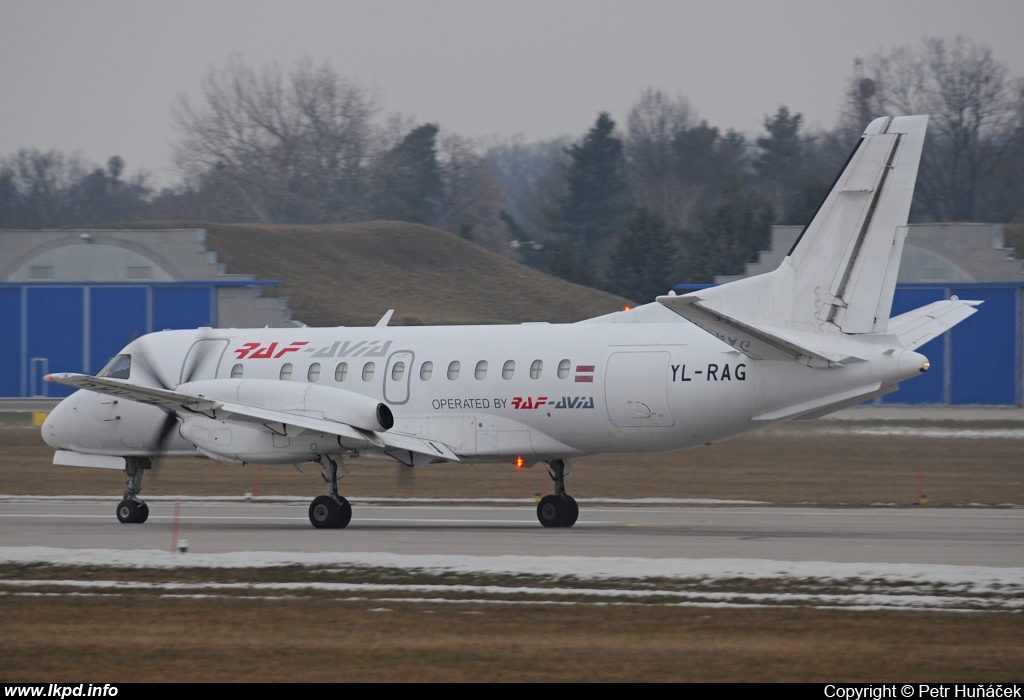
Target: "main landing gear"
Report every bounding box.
[309,455,352,529]
[116,457,151,524]
[536,459,578,528]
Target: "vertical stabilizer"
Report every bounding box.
[788,115,927,333]
[661,115,928,337]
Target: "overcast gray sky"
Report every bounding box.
[3,0,1023,185]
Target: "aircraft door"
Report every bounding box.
[604,351,675,427]
[384,351,414,405]
[179,338,229,385]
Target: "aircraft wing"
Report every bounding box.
[45,373,459,464]
[47,373,219,414]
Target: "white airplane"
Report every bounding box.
[41,115,978,529]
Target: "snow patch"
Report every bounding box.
[1,547,1022,591]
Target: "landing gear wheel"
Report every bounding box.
[564,496,579,527]
[537,495,567,528]
[116,500,139,524]
[136,502,150,524]
[312,455,352,529]
[309,495,340,529]
[334,497,352,529]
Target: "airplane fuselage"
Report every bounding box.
[43,304,925,466]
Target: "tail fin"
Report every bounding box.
[660,116,929,345]
[784,115,927,333]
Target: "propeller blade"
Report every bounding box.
[153,411,181,454]
[129,336,175,390]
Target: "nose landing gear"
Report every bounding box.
[536,459,578,528]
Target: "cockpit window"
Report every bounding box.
[98,354,131,379]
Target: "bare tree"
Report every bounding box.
[0,149,88,227]
[624,88,698,228]
[437,133,507,253]
[484,135,570,242]
[172,55,380,223]
[0,149,149,228]
[868,36,1024,221]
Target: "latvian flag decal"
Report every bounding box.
[575,365,595,382]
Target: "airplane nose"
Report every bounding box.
[41,398,73,450]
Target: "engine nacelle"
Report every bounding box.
[177,413,345,464]
[178,379,394,432]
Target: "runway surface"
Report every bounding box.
[1,497,1021,567]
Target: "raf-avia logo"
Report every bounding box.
[234,340,393,360]
[511,396,595,409]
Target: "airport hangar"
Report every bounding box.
[0,228,297,399]
[1,224,1021,405]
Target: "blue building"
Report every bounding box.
[0,229,296,398]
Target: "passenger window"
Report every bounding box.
[557,359,570,379]
[392,361,405,381]
[420,361,433,380]
[230,363,243,378]
[280,363,293,380]
[530,360,543,379]
[502,360,515,380]
[475,360,488,380]
[99,354,131,379]
[362,362,375,381]
[307,363,321,382]
[447,361,461,380]
[335,362,348,382]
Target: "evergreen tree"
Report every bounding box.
[606,207,679,303]
[675,122,746,189]
[677,178,775,283]
[783,178,829,226]
[545,113,632,287]
[547,240,592,287]
[755,106,805,212]
[555,112,631,243]
[371,124,444,225]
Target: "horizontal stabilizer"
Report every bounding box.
[887,300,981,350]
[657,295,861,368]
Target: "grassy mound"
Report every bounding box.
[118,221,631,327]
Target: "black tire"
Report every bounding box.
[137,502,150,524]
[537,495,567,528]
[334,497,352,529]
[116,500,138,524]
[564,496,579,527]
[309,495,340,529]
